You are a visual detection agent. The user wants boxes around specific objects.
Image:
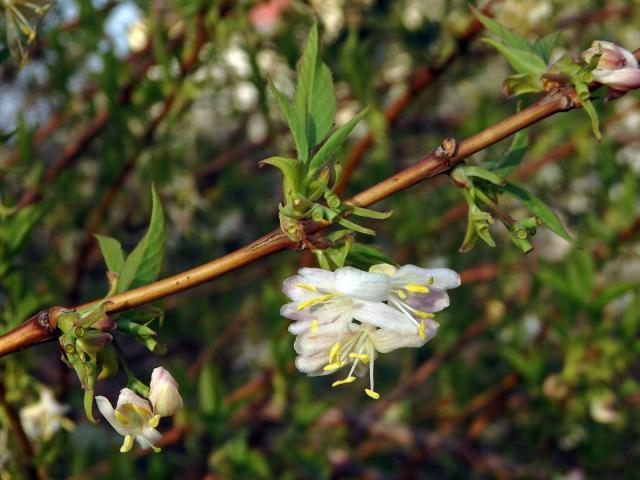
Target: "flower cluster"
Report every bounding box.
[582,40,640,92]
[281,264,461,399]
[96,367,183,453]
[19,388,74,442]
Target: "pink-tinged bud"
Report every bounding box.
[92,313,117,331]
[148,367,183,417]
[582,40,640,91]
[77,332,113,359]
[249,0,290,34]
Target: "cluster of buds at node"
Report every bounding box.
[96,367,183,453]
[582,40,640,92]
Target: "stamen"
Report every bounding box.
[412,308,435,319]
[120,434,134,453]
[323,362,344,372]
[394,289,407,300]
[297,294,333,310]
[329,342,341,363]
[419,320,426,339]
[332,376,356,387]
[427,276,435,285]
[148,414,161,428]
[349,353,369,363]
[405,284,430,294]
[296,283,318,292]
[364,389,380,400]
[310,319,319,333]
[115,410,130,425]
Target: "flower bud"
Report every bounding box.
[77,332,113,360]
[582,40,640,91]
[92,313,117,331]
[148,367,183,417]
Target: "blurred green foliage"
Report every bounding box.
[0,0,640,478]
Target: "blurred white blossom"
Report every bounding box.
[20,388,74,442]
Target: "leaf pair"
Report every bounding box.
[473,7,559,96]
[95,185,166,294]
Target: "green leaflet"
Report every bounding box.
[472,7,533,52]
[482,38,547,77]
[269,80,309,163]
[306,108,368,180]
[118,185,167,292]
[295,23,336,149]
[259,156,303,207]
[94,235,125,273]
[493,130,529,178]
[504,182,572,241]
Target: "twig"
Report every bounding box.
[2,42,638,356]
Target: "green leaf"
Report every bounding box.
[503,73,545,96]
[462,166,505,185]
[504,182,572,241]
[118,185,166,292]
[533,31,560,63]
[307,108,368,180]
[483,38,548,77]
[94,235,125,273]
[259,156,303,206]
[493,130,529,177]
[337,217,375,236]
[269,80,309,162]
[592,283,639,311]
[3,204,44,255]
[350,205,393,220]
[472,7,533,52]
[574,79,601,140]
[295,23,337,149]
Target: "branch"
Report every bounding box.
[1,43,638,356]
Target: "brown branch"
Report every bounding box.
[2,40,637,356]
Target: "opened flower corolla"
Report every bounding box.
[96,388,162,453]
[282,264,461,398]
[582,40,640,91]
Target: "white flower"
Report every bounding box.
[370,263,461,339]
[96,389,162,453]
[283,264,461,399]
[582,40,640,91]
[19,388,74,442]
[281,267,418,338]
[294,322,436,399]
[149,367,183,417]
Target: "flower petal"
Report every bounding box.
[295,352,330,374]
[282,275,321,302]
[285,298,353,334]
[116,388,152,413]
[333,267,390,301]
[393,265,461,290]
[352,300,417,333]
[593,67,640,91]
[370,326,436,353]
[96,396,132,437]
[404,289,451,313]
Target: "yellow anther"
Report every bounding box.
[394,289,407,300]
[427,276,435,285]
[310,319,319,333]
[133,405,151,418]
[364,389,380,400]
[348,353,370,363]
[297,294,333,311]
[120,434,134,453]
[419,320,426,340]
[115,410,130,425]
[329,342,341,363]
[405,284,430,294]
[296,283,318,292]
[148,414,161,428]
[331,376,356,387]
[323,362,343,372]
[412,308,435,319]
